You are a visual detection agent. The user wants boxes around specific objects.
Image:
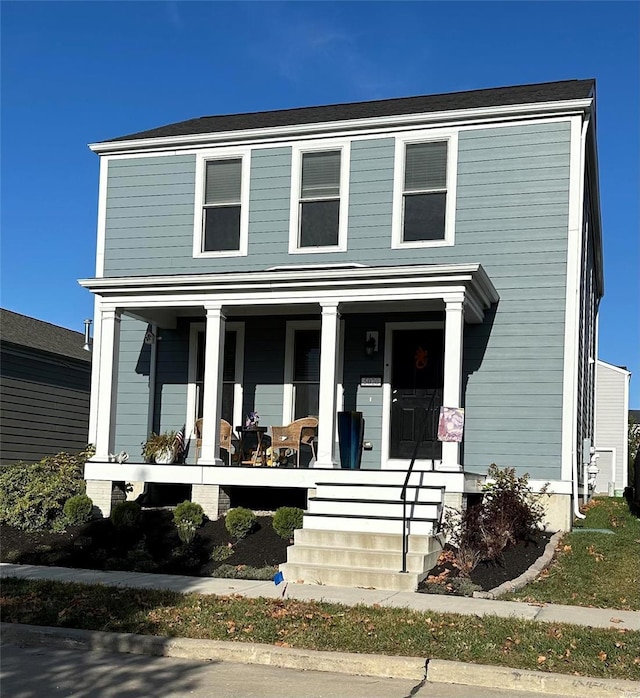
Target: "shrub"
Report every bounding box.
[443,464,548,575]
[210,544,234,562]
[212,564,278,580]
[111,501,141,530]
[0,446,94,532]
[272,506,303,540]
[173,501,204,528]
[224,507,256,540]
[63,494,94,526]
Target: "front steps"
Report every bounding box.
[279,480,446,592]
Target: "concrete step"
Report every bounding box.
[308,498,441,520]
[285,544,437,573]
[293,528,444,554]
[302,513,436,536]
[279,562,423,592]
[315,483,444,503]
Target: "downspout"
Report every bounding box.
[572,114,591,521]
[147,324,158,436]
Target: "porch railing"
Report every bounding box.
[400,389,441,574]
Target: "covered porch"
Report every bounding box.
[80,263,498,516]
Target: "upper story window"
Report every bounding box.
[289,140,350,254]
[193,148,250,258]
[392,130,457,249]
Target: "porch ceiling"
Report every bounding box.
[79,263,499,324]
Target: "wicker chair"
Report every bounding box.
[271,417,318,468]
[194,418,233,465]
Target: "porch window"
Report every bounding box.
[196,330,237,424]
[293,329,320,419]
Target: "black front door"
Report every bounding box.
[390,328,443,460]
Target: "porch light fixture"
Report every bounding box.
[82,318,93,352]
[364,331,379,357]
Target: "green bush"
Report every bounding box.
[0,446,94,532]
[111,501,141,530]
[272,506,303,540]
[212,564,278,580]
[63,494,94,526]
[224,507,256,540]
[173,501,204,528]
[173,501,205,545]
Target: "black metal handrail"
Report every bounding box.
[400,390,440,574]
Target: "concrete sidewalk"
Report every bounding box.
[2,562,639,631]
[2,563,639,698]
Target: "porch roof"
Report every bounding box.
[79,263,499,324]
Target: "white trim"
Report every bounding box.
[87,296,102,446]
[95,158,109,277]
[146,323,158,436]
[381,320,444,470]
[92,309,121,460]
[187,321,245,440]
[562,115,587,484]
[283,320,320,424]
[392,129,458,250]
[192,147,251,259]
[90,98,593,154]
[288,138,350,254]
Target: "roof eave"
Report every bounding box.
[89,97,594,155]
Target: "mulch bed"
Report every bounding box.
[418,532,552,595]
[0,509,289,578]
[1,510,552,593]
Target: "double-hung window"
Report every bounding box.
[194,149,250,257]
[392,131,457,248]
[289,141,350,253]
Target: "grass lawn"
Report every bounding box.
[504,497,640,610]
[1,577,639,681]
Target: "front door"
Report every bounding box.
[390,328,443,460]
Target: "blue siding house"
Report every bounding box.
[81,79,603,590]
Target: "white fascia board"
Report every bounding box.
[89,98,593,155]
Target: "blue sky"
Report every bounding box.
[1,1,638,405]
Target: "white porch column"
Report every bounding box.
[315,302,341,468]
[441,299,465,471]
[87,297,102,447]
[199,304,226,465]
[93,308,121,460]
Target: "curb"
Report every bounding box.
[473,530,564,600]
[3,623,638,697]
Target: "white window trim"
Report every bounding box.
[391,128,458,250]
[283,320,321,423]
[187,321,245,439]
[288,139,350,255]
[192,147,251,259]
[381,320,444,470]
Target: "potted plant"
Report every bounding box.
[141,431,177,464]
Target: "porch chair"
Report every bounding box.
[270,417,318,468]
[194,418,233,465]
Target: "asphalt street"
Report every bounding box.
[1,643,579,698]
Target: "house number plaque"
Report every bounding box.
[360,376,382,387]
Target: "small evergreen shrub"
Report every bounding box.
[0,446,94,532]
[272,506,303,540]
[63,494,94,526]
[173,501,205,545]
[210,544,234,562]
[173,501,204,528]
[111,501,141,530]
[224,507,256,540]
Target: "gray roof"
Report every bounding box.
[0,309,91,363]
[105,79,595,143]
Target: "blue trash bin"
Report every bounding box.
[337,411,365,469]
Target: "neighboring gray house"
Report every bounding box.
[0,309,91,465]
[594,360,631,494]
[80,79,604,590]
